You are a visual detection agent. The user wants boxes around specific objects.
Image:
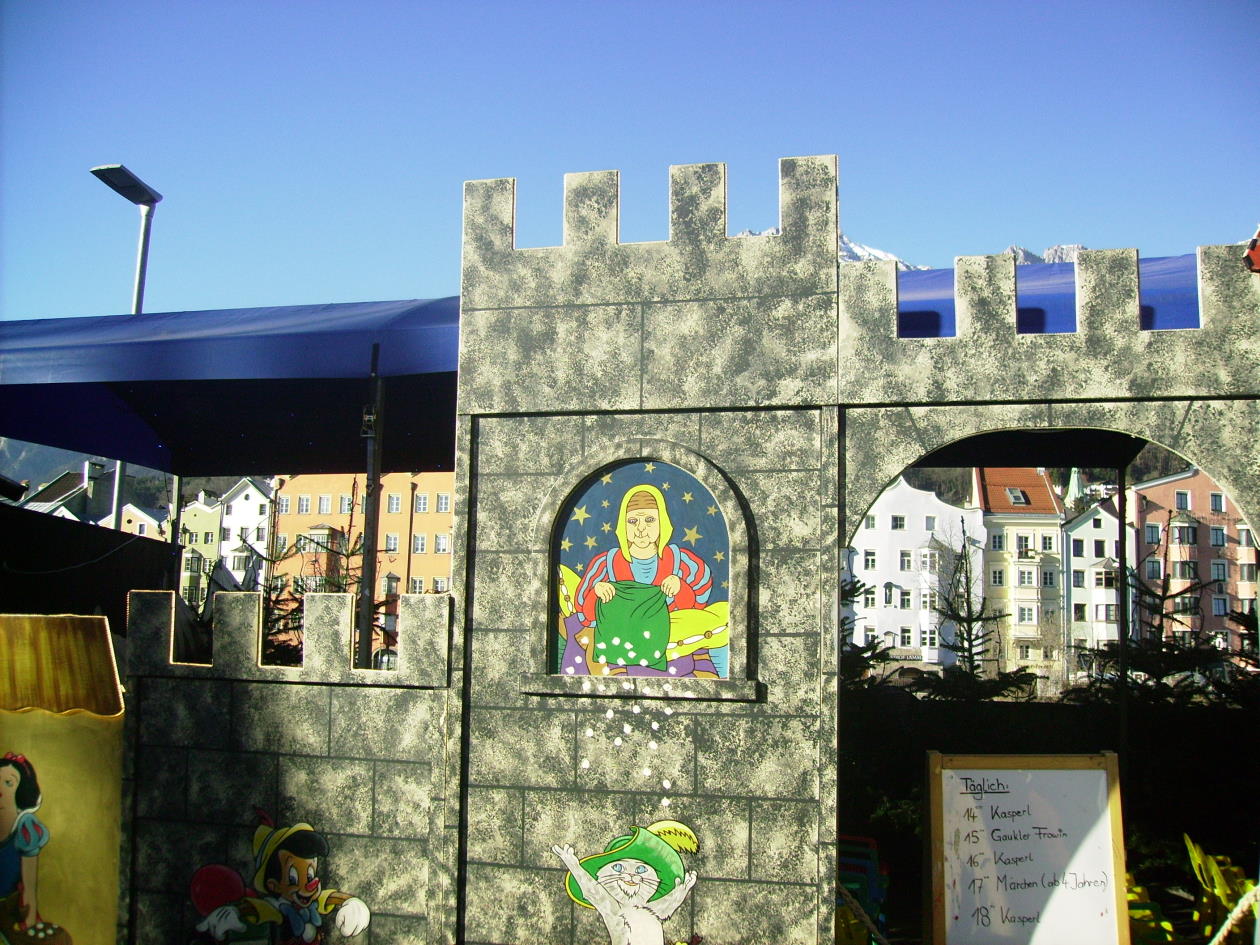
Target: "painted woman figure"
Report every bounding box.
[569,484,727,677]
[0,753,70,943]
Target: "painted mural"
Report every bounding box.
[1,753,70,945]
[552,820,699,945]
[555,461,730,679]
[191,811,369,943]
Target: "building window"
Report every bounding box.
[435,534,450,553]
[317,495,331,515]
[437,493,451,514]
[1210,493,1224,513]
[1073,603,1087,621]
[1172,595,1199,615]
[1072,539,1084,557]
[864,514,876,529]
[1006,488,1029,505]
[991,534,1005,551]
[899,590,912,609]
[340,494,353,514]
[1092,518,1102,529]
[1210,560,1227,583]
[232,555,249,570]
[1018,606,1036,624]
[920,549,939,573]
[1094,539,1106,558]
[863,550,876,569]
[1172,525,1197,544]
[433,576,448,593]
[372,648,398,671]
[225,503,233,516]
[1145,523,1160,544]
[1041,534,1054,551]
[921,626,938,648]
[1210,526,1226,547]
[255,526,266,541]
[276,534,288,552]
[387,493,402,514]
[1211,597,1228,617]
[415,493,429,513]
[900,550,913,571]
[1041,570,1056,587]
[1017,643,1031,659]
[1018,568,1035,587]
[278,496,290,514]
[1145,559,1162,580]
[1072,570,1085,588]
[258,504,265,516]
[203,530,214,544]
[1043,647,1055,660]
[900,627,913,647]
[1016,534,1031,553]
[1095,570,1117,588]
[1239,598,1257,615]
[991,569,1005,586]
[1173,560,1198,580]
[1240,563,1257,582]
[385,533,399,553]
[220,527,230,542]
[409,577,425,593]
[884,584,894,606]
[1095,603,1118,622]
[413,533,427,554]
[183,558,198,573]
[1239,527,1254,548]
[862,587,876,608]
[1175,490,1190,510]
[890,515,906,530]
[298,495,311,514]
[924,590,939,611]
[925,515,936,531]
[382,575,400,596]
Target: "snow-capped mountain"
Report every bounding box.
[1000,244,1087,265]
[736,226,926,270]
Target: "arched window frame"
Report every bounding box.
[519,439,759,701]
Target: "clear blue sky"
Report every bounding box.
[2,0,1255,320]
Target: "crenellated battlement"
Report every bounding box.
[125,590,451,687]
[461,156,839,310]
[458,156,1259,416]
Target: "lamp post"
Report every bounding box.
[90,164,166,538]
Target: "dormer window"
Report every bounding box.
[1005,487,1029,505]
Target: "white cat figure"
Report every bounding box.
[553,820,699,945]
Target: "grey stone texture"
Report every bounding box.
[122,591,454,943]
[117,155,1259,945]
[454,155,1259,944]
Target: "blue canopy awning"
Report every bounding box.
[0,297,459,475]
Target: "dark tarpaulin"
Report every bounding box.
[0,297,459,475]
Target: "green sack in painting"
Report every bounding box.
[594,580,670,671]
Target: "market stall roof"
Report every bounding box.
[0,297,458,475]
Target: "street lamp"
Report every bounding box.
[90,164,163,534]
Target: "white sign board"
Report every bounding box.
[928,753,1129,945]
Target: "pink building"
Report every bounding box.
[1130,468,1256,649]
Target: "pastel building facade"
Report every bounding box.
[217,476,273,588]
[972,467,1066,684]
[1062,498,1138,667]
[177,492,223,605]
[1131,467,1256,648]
[848,476,983,668]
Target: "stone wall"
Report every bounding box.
[121,591,454,945]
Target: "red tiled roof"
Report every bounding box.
[975,467,1065,515]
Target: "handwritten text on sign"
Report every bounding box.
[941,768,1120,945]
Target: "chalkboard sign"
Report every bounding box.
[928,752,1129,945]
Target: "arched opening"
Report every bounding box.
[837,427,1257,944]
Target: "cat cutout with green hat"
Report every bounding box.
[552,820,699,945]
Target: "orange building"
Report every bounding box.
[269,471,455,647]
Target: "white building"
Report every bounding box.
[1062,498,1138,673]
[217,477,273,589]
[848,476,985,668]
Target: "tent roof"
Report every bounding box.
[0,297,458,475]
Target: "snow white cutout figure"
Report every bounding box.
[0,753,70,944]
[556,465,729,679]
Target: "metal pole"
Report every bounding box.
[356,344,384,668]
[111,200,157,533]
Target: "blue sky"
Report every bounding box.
[2,0,1255,320]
